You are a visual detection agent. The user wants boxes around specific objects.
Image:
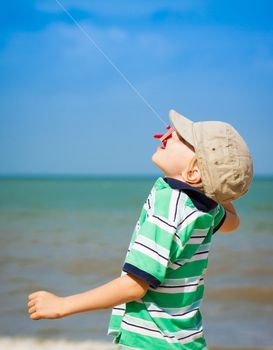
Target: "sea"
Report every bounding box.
[0,175,272,350]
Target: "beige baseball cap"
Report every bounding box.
[169,109,254,204]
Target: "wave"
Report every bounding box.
[0,337,117,350]
[0,336,272,350]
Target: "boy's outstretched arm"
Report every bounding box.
[28,273,149,320]
[219,202,240,233]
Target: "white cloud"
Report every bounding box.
[107,27,128,42]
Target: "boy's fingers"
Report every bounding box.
[28,291,44,300]
[28,293,37,300]
[28,300,35,308]
[30,312,41,320]
[28,306,36,314]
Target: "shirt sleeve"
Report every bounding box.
[122,214,176,289]
[212,204,226,234]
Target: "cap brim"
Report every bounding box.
[169,109,195,146]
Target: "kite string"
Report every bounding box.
[55,0,167,126]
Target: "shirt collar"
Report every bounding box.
[163,177,218,212]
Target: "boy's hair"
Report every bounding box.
[170,109,253,204]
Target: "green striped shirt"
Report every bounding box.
[108,177,226,349]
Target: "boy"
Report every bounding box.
[28,109,253,349]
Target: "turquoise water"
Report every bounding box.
[0,176,272,347]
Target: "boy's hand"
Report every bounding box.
[28,291,65,320]
[219,202,240,233]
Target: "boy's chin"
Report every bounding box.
[152,148,162,160]
[151,152,158,164]
[151,154,164,172]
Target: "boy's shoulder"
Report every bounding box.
[152,177,219,210]
[150,176,223,226]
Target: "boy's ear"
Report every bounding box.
[182,164,201,184]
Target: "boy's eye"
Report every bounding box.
[176,133,185,142]
[177,133,195,151]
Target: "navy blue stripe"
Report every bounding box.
[174,307,199,317]
[134,241,168,261]
[160,278,204,288]
[113,307,125,311]
[194,250,209,256]
[122,263,161,288]
[178,329,203,341]
[148,307,199,317]
[213,209,227,234]
[172,251,208,268]
[173,190,181,222]
[177,210,198,228]
[152,215,177,230]
[160,283,198,288]
[175,232,180,241]
[122,319,203,341]
[122,320,163,335]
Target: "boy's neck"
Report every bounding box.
[164,174,203,191]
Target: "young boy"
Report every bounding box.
[28,109,253,349]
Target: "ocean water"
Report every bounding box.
[0,176,273,349]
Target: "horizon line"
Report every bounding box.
[0,173,272,180]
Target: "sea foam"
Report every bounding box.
[0,337,117,350]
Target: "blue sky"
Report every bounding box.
[0,0,272,176]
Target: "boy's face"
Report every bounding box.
[152,128,196,179]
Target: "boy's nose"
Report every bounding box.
[161,132,173,148]
[153,125,174,149]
